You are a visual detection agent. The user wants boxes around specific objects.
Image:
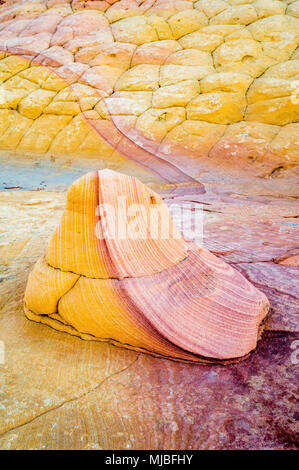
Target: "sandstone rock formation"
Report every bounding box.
[0,0,298,182]
[0,0,298,450]
[1,185,297,449]
[24,170,269,363]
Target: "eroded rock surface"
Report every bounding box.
[0,0,298,450]
[0,0,298,182]
[0,185,298,449]
[24,170,269,363]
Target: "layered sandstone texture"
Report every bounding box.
[24,170,269,363]
[0,0,298,179]
[0,181,298,449]
[0,0,298,451]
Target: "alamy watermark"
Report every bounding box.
[94,197,203,243]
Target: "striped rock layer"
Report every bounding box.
[24,170,269,363]
[0,0,298,181]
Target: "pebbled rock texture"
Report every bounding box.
[0,0,298,451]
[0,0,298,182]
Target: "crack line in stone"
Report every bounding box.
[0,355,140,440]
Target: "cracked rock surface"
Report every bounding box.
[0,181,298,449]
[0,0,298,450]
[0,0,298,181]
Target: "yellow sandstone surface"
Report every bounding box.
[0,0,298,450]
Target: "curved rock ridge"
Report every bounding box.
[0,0,298,180]
[24,170,269,363]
